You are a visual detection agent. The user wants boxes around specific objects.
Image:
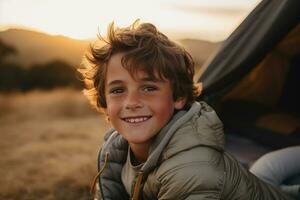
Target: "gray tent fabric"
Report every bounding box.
[196,0,300,148]
[197,0,300,103]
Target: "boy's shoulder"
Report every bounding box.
[152,102,224,177]
[165,101,225,153]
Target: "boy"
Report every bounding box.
[80,21,292,200]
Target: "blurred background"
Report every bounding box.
[0,0,259,199]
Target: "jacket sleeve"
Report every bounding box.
[156,152,225,200]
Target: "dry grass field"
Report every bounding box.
[0,88,111,200]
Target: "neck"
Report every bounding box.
[129,142,150,164]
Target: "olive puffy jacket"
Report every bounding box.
[95,102,292,200]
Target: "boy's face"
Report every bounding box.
[104,53,186,147]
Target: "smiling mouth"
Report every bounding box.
[122,116,152,123]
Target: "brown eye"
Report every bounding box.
[143,86,157,92]
[110,88,124,94]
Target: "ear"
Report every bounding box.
[174,97,187,110]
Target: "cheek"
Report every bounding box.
[105,105,120,127]
[105,98,119,117]
[107,104,116,113]
[152,97,175,119]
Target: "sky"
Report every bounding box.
[0,0,260,41]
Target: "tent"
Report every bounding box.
[197,0,300,150]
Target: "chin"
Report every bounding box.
[127,136,151,145]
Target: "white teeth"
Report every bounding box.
[124,117,149,123]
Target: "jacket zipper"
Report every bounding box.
[91,150,109,200]
[131,171,144,200]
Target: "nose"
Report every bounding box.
[125,91,143,110]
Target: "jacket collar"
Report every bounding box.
[101,101,225,176]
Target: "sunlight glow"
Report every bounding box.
[0,0,260,41]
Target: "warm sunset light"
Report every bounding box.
[1,0,299,199]
[0,0,260,41]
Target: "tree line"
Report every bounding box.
[0,39,83,92]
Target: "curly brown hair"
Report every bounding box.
[79,21,201,112]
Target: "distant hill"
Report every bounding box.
[0,28,220,68]
[0,29,90,67]
[178,39,221,66]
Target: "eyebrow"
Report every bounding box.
[107,80,123,86]
[106,77,164,86]
[140,77,164,82]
